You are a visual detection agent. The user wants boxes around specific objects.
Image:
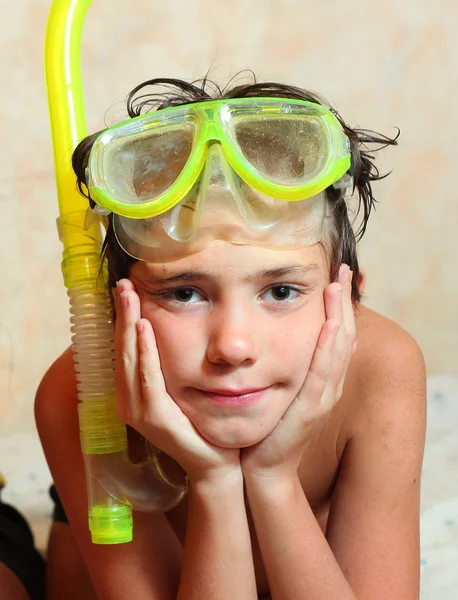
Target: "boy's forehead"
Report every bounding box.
[132,241,328,281]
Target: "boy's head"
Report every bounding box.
[71,75,397,447]
[73,75,398,305]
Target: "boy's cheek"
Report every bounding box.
[156,326,199,362]
[289,300,325,362]
[269,313,323,382]
[154,323,207,385]
[281,329,320,376]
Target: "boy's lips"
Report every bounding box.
[198,387,268,396]
[194,386,271,406]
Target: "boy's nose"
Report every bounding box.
[206,308,260,366]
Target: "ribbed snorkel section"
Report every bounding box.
[69,267,116,403]
[45,0,187,545]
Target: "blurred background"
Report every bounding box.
[0,1,457,598]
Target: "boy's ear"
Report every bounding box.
[357,267,366,296]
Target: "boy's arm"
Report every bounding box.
[244,329,426,600]
[35,349,184,600]
[37,348,258,600]
[178,472,258,600]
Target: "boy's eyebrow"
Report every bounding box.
[149,263,320,284]
[243,263,320,282]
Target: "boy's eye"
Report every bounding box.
[263,285,305,302]
[154,287,204,304]
[271,285,292,300]
[172,288,202,303]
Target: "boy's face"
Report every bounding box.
[129,241,330,448]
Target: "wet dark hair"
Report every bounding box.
[72,73,399,303]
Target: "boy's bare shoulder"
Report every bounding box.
[36,346,78,404]
[34,346,80,451]
[354,303,425,378]
[347,303,426,430]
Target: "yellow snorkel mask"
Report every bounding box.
[87,97,352,261]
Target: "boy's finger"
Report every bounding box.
[339,266,356,344]
[117,278,136,293]
[295,316,341,417]
[137,319,168,401]
[278,317,340,443]
[332,266,357,401]
[321,281,347,411]
[324,281,344,321]
[114,288,143,423]
[136,318,187,430]
[334,266,351,364]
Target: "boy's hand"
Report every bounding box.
[240,264,356,483]
[114,279,241,486]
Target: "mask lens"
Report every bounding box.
[232,117,329,185]
[103,124,194,204]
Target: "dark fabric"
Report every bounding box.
[0,499,46,600]
[49,484,69,524]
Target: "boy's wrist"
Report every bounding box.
[243,469,300,498]
[189,465,244,495]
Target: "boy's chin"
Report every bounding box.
[195,423,271,449]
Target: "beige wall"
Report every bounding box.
[1,0,457,432]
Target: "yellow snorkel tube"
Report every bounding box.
[44,0,187,544]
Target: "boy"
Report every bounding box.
[36,77,426,600]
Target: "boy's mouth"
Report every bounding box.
[199,386,267,396]
[194,386,271,407]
